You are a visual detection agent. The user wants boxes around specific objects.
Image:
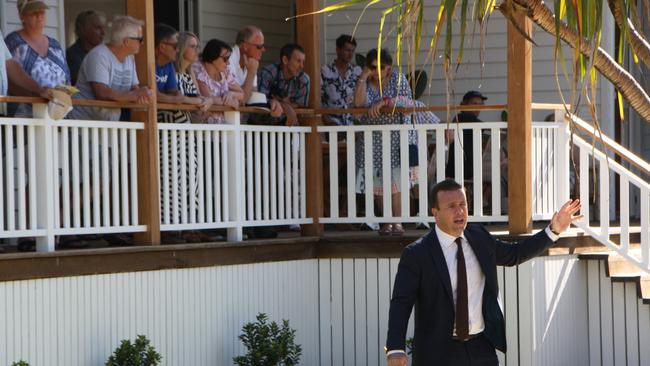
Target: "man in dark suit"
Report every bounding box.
[385,179,582,366]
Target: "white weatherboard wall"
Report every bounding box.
[197,0,294,65]
[1,256,648,365]
[1,0,66,42]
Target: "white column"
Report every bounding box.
[225,111,243,241]
[33,104,56,251]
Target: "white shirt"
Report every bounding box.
[228,45,257,88]
[435,225,486,336]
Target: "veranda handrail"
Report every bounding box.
[0,95,148,109]
[570,114,650,177]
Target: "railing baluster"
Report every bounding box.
[220,132,228,221]
[619,177,629,252]
[346,130,356,219]
[454,127,464,185]
[72,127,81,227]
[262,131,269,220]
[198,130,205,223]
[418,129,428,219]
[473,129,482,216]
[254,131,262,221]
[52,126,60,229]
[491,128,501,217]
[161,129,170,224]
[198,131,213,223]
[205,131,213,223]
[300,132,306,219]
[579,147,590,227]
[61,126,70,228]
[329,131,339,219]
[111,128,119,226]
[292,132,299,219]
[381,130,391,219]
[399,129,409,220]
[210,131,218,222]
[129,129,138,225]
[17,125,26,230]
[188,130,197,224]
[641,190,649,267]
[28,126,37,230]
[599,158,610,240]
[532,127,539,214]
[278,133,285,219]
[180,129,188,224]
[436,128,445,183]
[270,132,277,220]
[246,131,253,221]
[0,126,4,231]
[120,129,129,226]
[82,127,91,227]
[364,130,373,220]
[285,132,292,219]
[92,128,100,227]
[101,128,109,226]
[171,129,179,225]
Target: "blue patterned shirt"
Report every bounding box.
[258,62,310,107]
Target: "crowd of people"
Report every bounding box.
[1,0,500,245]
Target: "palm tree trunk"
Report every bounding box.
[607,0,650,69]
[508,0,650,123]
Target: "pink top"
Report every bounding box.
[192,62,236,124]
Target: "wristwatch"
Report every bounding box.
[550,225,560,236]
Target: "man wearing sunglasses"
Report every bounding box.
[69,15,151,121]
[229,25,282,117]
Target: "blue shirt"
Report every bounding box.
[155,62,178,92]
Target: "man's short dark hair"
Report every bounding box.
[430,179,464,209]
[336,34,356,49]
[74,10,102,38]
[154,23,177,47]
[280,43,305,61]
[365,48,393,67]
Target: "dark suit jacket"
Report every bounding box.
[386,224,554,366]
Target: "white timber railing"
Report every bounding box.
[157,112,312,240]
[0,104,145,251]
[569,115,650,273]
[318,121,563,224]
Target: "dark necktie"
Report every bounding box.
[455,237,469,340]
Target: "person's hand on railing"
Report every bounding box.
[131,86,152,104]
[222,92,239,109]
[283,103,299,126]
[269,99,283,117]
[386,353,407,366]
[369,99,388,118]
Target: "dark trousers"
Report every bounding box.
[443,334,499,366]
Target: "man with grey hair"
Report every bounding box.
[68,15,151,121]
[229,25,282,117]
[66,10,106,84]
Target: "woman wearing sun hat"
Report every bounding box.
[4,0,71,117]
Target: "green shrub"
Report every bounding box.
[11,361,30,366]
[233,313,302,366]
[105,335,162,366]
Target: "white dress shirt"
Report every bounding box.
[228,45,257,89]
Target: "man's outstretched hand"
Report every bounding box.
[550,199,583,235]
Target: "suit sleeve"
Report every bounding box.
[487,226,555,266]
[386,245,420,351]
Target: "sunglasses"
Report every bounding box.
[127,36,144,44]
[218,54,231,62]
[245,41,266,50]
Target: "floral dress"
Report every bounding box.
[192,62,234,124]
[4,31,70,117]
[355,70,439,195]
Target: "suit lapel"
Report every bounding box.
[426,228,453,301]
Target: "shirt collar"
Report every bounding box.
[435,225,466,250]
